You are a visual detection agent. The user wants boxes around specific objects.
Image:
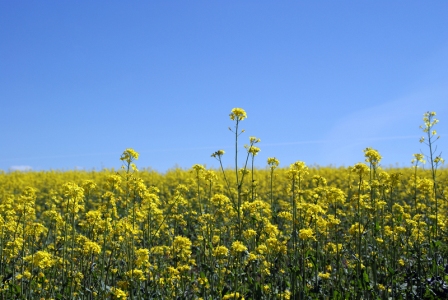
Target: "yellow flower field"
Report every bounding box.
[0,109,447,299]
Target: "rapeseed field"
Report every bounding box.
[0,109,447,299]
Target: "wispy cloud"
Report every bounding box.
[319,85,448,165]
[9,165,32,171]
[0,152,119,162]
[3,133,445,165]
[261,135,428,147]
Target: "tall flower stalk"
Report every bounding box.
[419,112,444,238]
[351,162,369,297]
[364,147,382,291]
[214,108,260,239]
[267,157,280,220]
[419,111,444,282]
[229,108,247,239]
[287,161,308,298]
[119,148,139,300]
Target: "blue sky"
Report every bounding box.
[1,1,447,172]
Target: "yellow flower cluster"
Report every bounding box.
[229,108,247,121]
[0,110,445,299]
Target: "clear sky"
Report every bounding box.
[1,1,447,172]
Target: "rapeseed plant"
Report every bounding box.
[0,109,447,299]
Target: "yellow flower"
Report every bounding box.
[349,222,365,236]
[17,271,32,280]
[120,148,139,163]
[173,236,192,261]
[177,264,191,273]
[191,164,205,173]
[125,269,146,281]
[223,292,244,300]
[62,182,84,214]
[267,157,280,169]
[249,136,260,143]
[231,241,248,254]
[279,290,291,299]
[83,241,101,255]
[434,156,444,164]
[288,161,309,180]
[111,287,127,299]
[318,272,331,280]
[245,145,260,156]
[25,251,54,269]
[298,228,316,241]
[412,153,426,164]
[229,108,247,121]
[204,170,218,183]
[243,229,257,240]
[364,147,382,166]
[351,163,369,176]
[135,248,150,267]
[198,277,209,288]
[211,149,225,158]
[421,111,438,133]
[324,242,342,254]
[82,179,97,193]
[265,237,287,255]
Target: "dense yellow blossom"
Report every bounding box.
[231,240,248,254]
[298,228,316,241]
[0,110,446,299]
[25,251,55,269]
[229,108,247,121]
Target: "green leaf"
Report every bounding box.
[363,270,370,284]
[387,266,395,275]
